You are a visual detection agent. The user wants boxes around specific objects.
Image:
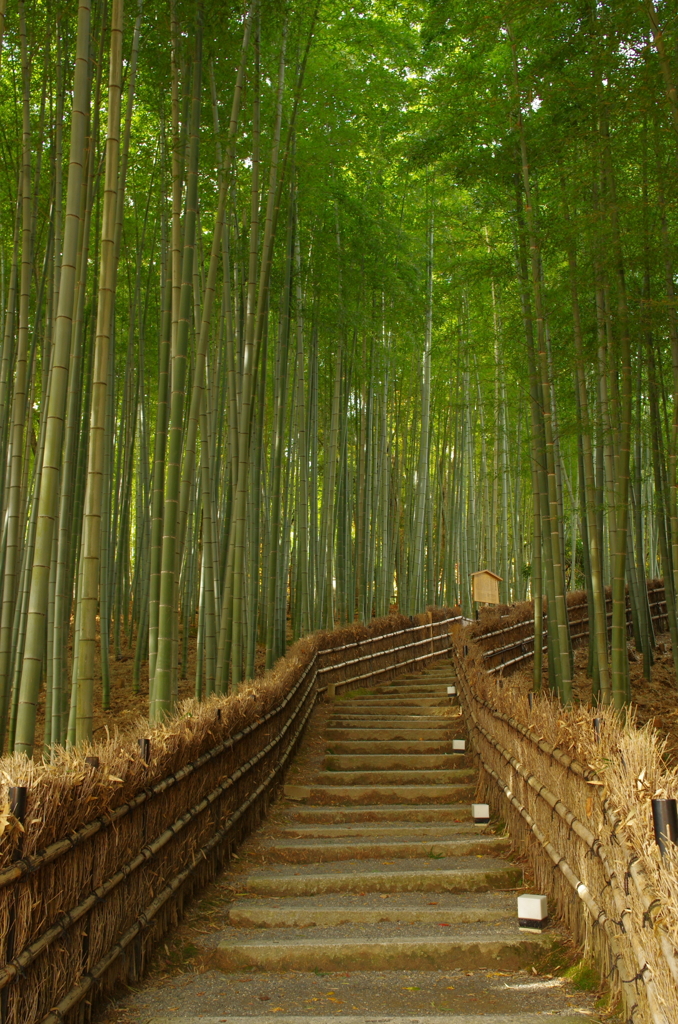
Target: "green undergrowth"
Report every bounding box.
[531,940,620,1021]
[335,688,374,700]
[565,959,600,991]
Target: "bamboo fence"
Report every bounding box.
[468,579,668,674]
[453,579,678,1024]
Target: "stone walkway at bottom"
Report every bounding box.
[98,658,602,1024]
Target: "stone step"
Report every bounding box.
[327,719,451,731]
[213,921,553,972]
[374,684,450,692]
[256,833,509,863]
[237,855,522,896]
[328,709,449,717]
[337,697,448,707]
[326,739,452,753]
[276,821,484,839]
[398,672,450,680]
[314,768,475,786]
[284,782,476,805]
[286,803,474,823]
[149,1016,588,1024]
[325,727,450,741]
[324,753,467,770]
[227,890,517,928]
[328,705,449,717]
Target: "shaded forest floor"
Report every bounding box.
[33,625,272,753]
[512,633,678,765]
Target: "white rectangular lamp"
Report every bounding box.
[452,738,466,752]
[517,894,548,932]
[447,685,457,696]
[472,802,490,824]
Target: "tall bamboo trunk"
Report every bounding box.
[13,0,93,754]
[73,0,124,746]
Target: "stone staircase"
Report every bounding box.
[130,658,599,1024]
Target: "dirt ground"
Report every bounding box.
[33,624,271,752]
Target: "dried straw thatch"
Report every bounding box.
[0,607,458,1024]
[453,597,678,1024]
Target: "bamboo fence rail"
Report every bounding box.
[453,579,678,1024]
[471,580,668,674]
[0,607,459,1024]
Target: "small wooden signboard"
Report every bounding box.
[471,570,502,606]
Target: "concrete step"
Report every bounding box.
[286,803,474,823]
[336,697,448,707]
[328,710,449,718]
[237,855,522,896]
[327,719,451,731]
[314,768,475,785]
[284,783,476,805]
[325,727,450,741]
[374,684,450,693]
[227,890,518,928]
[398,672,449,680]
[213,921,553,972]
[276,821,485,839]
[328,705,448,717]
[324,753,467,770]
[326,739,453,753]
[149,1016,589,1024]
[256,833,510,863]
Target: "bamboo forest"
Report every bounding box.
[0,0,677,758]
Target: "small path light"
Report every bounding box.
[652,798,678,856]
[452,738,466,752]
[472,802,490,824]
[518,894,549,932]
[447,685,457,696]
